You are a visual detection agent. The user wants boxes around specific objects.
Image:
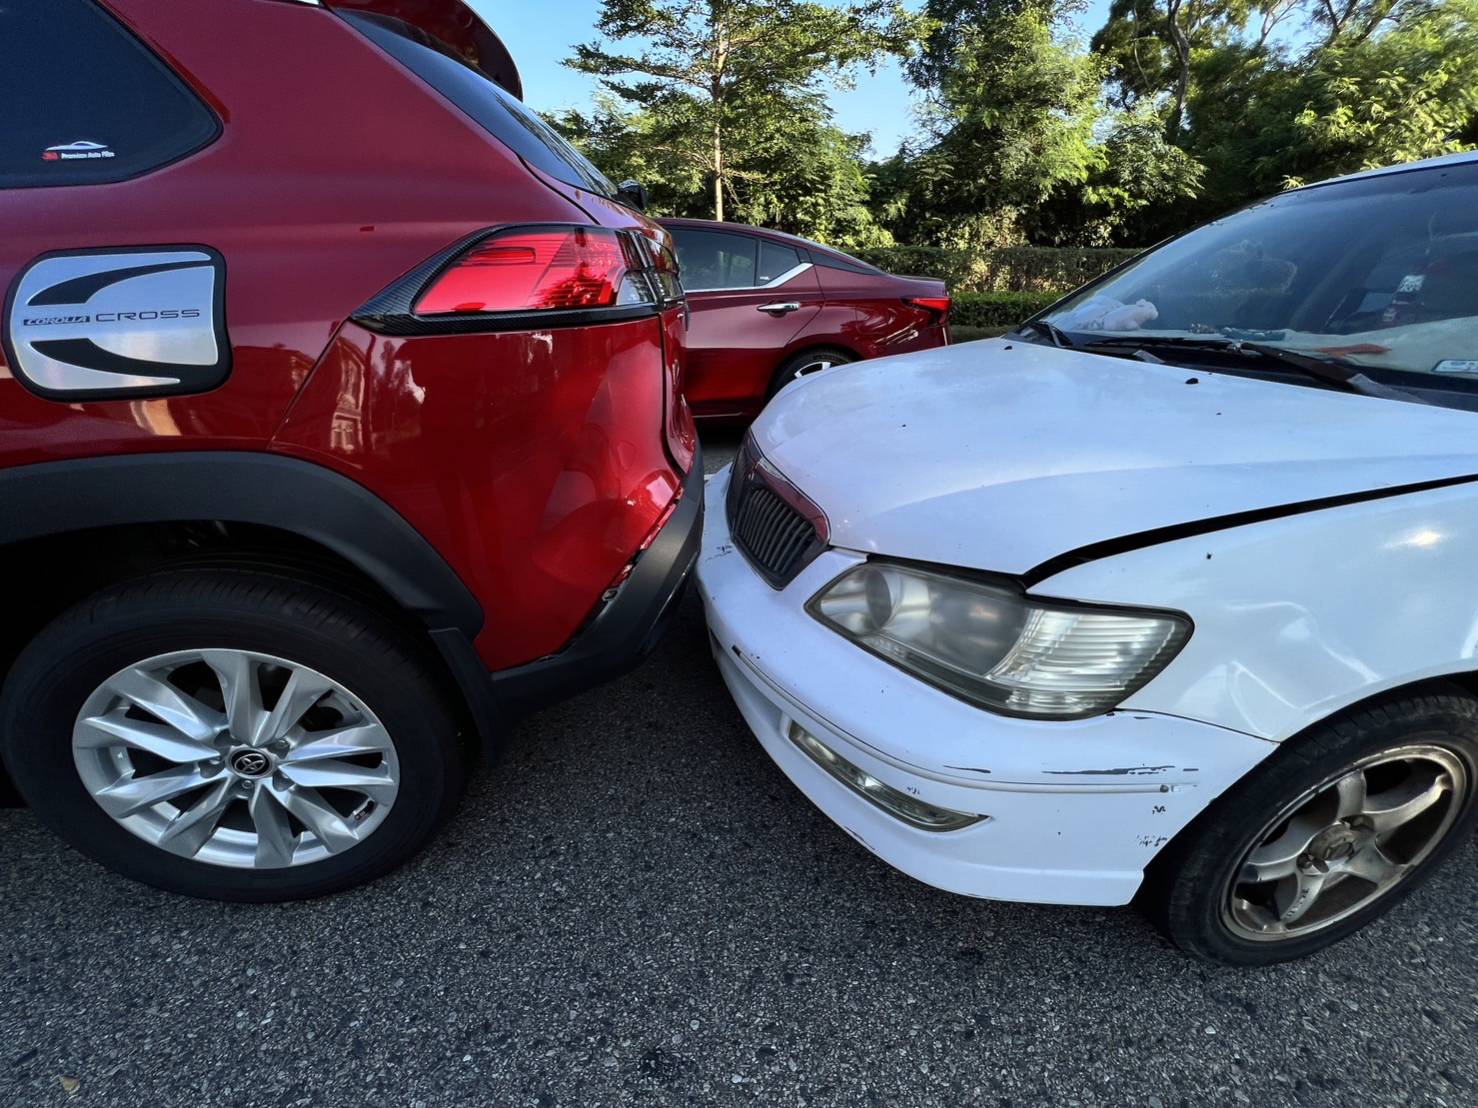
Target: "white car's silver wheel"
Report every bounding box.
[72,648,400,870]
[1223,744,1466,941]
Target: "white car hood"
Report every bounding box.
[751,339,1478,574]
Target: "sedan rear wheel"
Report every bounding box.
[768,348,854,398]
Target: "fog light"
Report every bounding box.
[786,722,986,832]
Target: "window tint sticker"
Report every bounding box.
[4,246,230,400]
[42,139,116,162]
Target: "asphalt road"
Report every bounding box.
[3,431,1477,1108]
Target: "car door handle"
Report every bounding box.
[757,302,801,315]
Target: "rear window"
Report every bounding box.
[343,11,616,199]
[758,241,803,284]
[803,240,882,275]
[0,0,219,188]
[671,229,759,290]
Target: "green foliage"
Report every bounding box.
[730,124,895,248]
[950,289,1066,327]
[1289,0,1478,180]
[875,0,1216,249]
[1091,0,1259,128]
[1031,106,1206,244]
[1090,0,1179,108]
[546,0,1478,259]
[855,244,1138,291]
[565,0,917,233]
[908,0,1086,89]
[885,8,1103,245]
[1176,43,1309,211]
[854,244,978,286]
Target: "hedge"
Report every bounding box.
[950,290,1063,329]
[856,244,1139,294]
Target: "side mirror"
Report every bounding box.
[617,178,650,212]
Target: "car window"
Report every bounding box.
[758,241,804,284]
[1042,162,1478,384]
[793,237,883,275]
[671,230,758,291]
[0,0,219,189]
[342,12,616,198]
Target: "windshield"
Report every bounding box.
[1040,161,1478,387]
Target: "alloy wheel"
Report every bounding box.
[790,356,839,381]
[1223,744,1467,940]
[72,649,399,869]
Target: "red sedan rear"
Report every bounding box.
[661,218,951,421]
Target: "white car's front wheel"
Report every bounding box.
[1146,690,1478,965]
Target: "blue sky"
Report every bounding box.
[470,0,1115,158]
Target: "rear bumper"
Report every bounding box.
[488,447,704,712]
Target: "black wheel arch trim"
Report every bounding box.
[0,451,483,637]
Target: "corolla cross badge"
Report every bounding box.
[231,751,271,777]
[4,246,230,400]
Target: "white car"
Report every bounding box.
[696,152,1478,964]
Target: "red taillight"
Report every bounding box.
[415,226,645,315]
[907,296,952,316]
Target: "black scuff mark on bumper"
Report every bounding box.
[1044,764,1176,776]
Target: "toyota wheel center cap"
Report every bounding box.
[229,749,274,778]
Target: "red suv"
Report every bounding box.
[0,0,698,900]
[661,218,952,421]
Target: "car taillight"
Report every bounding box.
[627,224,685,304]
[647,240,684,303]
[415,226,652,315]
[907,296,952,317]
[351,223,671,335]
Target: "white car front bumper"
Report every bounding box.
[697,467,1277,907]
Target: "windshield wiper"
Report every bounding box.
[1080,335,1427,404]
[1237,342,1428,403]
[1019,318,1076,349]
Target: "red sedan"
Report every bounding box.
[660,219,952,421]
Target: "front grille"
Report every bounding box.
[727,440,825,588]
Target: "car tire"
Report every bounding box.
[1143,688,1478,965]
[0,568,467,901]
[767,348,855,398]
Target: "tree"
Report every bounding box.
[1026,105,1206,244]
[566,0,916,222]
[547,96,705,215]
[1289,0,1478,177]
[1090,0,1258,136]
[550,95,893,248]
[884,7,1104,246]
[1307,0,1409,46]
[907,0,1085,89]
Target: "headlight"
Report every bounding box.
[808,561,1190,719]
